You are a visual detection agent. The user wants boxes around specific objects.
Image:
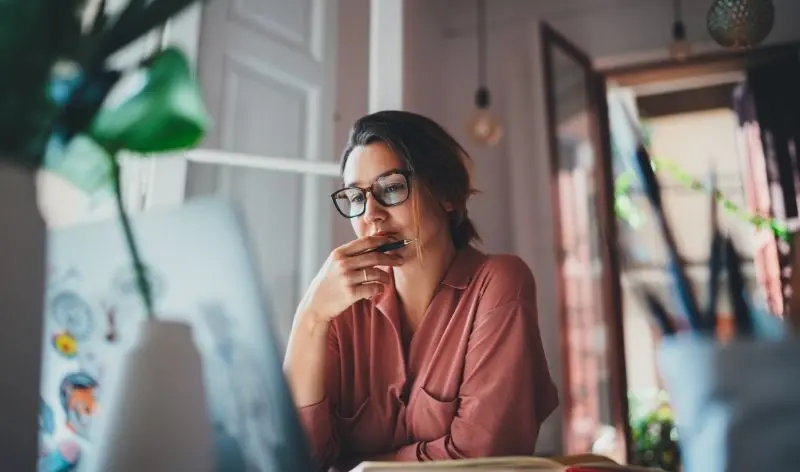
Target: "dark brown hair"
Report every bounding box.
[340,110,480,249]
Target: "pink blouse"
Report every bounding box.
[297,245,559,471]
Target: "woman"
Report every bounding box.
[284,111,558,471]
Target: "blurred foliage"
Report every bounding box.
[0,0,85,165]
[0,0,206,320]
[629,389,681,472]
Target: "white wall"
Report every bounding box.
[438,0,800,66]
[402,0,447,122]
[331,0,371,247]
[420,18,562,454]
[334,0,370,154]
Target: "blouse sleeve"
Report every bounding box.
[395,258,559,460]
[295,321,342,470]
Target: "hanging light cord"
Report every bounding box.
[473,0,491,109]
[672,0,686,39]
[476,0,487,89]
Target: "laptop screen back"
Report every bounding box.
[39,197,313,472]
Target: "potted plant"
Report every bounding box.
[628,389,681,472]
[0,1,209,469]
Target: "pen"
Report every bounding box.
[724,237,753,337]
[353,239,415,256]
[642,290,676,336]
[619,105,703,331]
[633,144,702,331]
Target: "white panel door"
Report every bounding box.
[183,0,341,350]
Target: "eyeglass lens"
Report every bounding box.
[333,172,410,217]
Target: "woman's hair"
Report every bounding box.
[340,110,480,249]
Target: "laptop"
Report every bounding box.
[38,197,313,472]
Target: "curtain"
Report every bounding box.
[733,54,800,316]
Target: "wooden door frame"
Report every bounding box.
[540,21,631,462]
[601,41,799,86]
[544,19,799,461]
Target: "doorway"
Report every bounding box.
[143,0,345,353]
[542,21,800,467]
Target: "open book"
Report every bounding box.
[350,456,664,471]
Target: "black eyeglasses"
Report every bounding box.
[331,170,413,218]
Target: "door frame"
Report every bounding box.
[138,0,343,296]
[544,20,800,462]
[600,41,800,87]
[141,3,343,215]
[540,21,631,462]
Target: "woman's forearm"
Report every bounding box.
[283,309,331,408]
[365,452,399,461]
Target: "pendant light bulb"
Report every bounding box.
[469,110,503,147]
[669,40,691,61]
[467,0,502,148]
[469,87,503,147]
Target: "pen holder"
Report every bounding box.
[658,333,800,472]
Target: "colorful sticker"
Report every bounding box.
[50,291,94,341]
[59,372,99,439]
[38,439,80,472]
[39,398,55,436]
[51,332,78,359]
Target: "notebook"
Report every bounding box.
[38,197,313,472]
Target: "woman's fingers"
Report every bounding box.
[351,280,386,300]
[337,234,394,256]
[346,267,391,286]
[342,251,403,270]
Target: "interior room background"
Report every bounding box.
[35,0,800,457]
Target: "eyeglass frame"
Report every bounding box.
[330,169,414,218]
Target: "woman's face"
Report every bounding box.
[341,143,451,260]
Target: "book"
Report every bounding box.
[350,456,565,471]
[350,456,666,472]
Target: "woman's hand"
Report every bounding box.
[285,236,401,409]
[296,235,404,324]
